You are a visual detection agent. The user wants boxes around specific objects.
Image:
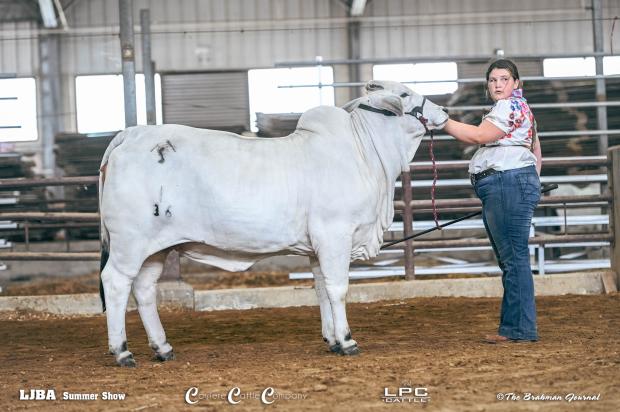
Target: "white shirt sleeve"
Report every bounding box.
[482,99,513,134]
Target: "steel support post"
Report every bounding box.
[401,171,415,279]
[140,8,156,125]
[119,0,137,127]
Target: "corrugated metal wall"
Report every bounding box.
[63,0,620,74]
[360,0,609,59]
[0,21,38,75]
[58,0,346,74]
[2,0,619,76]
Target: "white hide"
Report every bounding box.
[100,82,447,276]
[99,80,448,364]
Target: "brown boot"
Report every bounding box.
[482,334,510,344]
[483,334,537,344]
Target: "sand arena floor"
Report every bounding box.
[0,293,618,411]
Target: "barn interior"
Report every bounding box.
[0,0,618,295]
[0,1,619,410]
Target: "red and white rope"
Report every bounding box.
[428,130,441,229]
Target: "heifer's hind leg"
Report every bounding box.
[101,261,136,367]
[315,234,359,356]
[132,251,175,362]
[310,257,338,353]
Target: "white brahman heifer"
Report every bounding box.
[98,80,448,366]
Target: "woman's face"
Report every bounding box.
[487,68,519,101]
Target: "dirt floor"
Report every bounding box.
[0,293,618,412]
[0,270,315,296]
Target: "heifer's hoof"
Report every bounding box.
[155,350,175,362]
[340,343,360,356]
[329,343,342,354]
[117,354,136,367]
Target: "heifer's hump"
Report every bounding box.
[295,106,350,137]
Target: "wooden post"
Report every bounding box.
[401,171,415,279]
[608,146,620,289]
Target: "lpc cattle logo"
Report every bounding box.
[382,383,430,404]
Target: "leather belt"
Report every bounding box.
[481,144,530,148]
[470,168,500,185]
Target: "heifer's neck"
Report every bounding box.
[350,110,405,186]
[350,110,407,232]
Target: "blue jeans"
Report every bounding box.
[473,165,540,341]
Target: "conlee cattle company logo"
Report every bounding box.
[185,386,307,405]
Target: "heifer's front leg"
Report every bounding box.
[310,257,338,353]
[101,262,135,367]
[315,236,360,356]
[132,252,175,362]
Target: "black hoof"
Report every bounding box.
[155,350,175,362]
[340,344,360,356]
[329,343,342,353]
[117,354,136,367]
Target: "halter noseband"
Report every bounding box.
[405,96,429,132]
[358,96,430,132]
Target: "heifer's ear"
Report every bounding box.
[341,97,363,113]
[365,80,385,93]
[368,92,404,116]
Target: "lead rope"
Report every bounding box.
[428,130,441,229]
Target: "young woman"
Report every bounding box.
[443,59,542,343]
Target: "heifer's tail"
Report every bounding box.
[99,243,109,312]
[98,129,133,312]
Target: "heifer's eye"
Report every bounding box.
[400,93,409,98]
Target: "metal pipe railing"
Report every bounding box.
[407,202,611,215]
[423,130,620,141]
[0,160,607,189]
[382,233,614,250]
[277,74,620,88]
[275,51,615,68]
[0,176,97,189]
[394,193,612,211]
[409,156,608,171]
[0,212,99,221]
[0,150,614,268]
[449,100,620,112]
[0,252,100,261]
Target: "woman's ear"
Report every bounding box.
[514,79,521,89]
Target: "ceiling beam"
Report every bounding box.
[52,0,68,29]
[37,0,58,28]
[350,0,367,17]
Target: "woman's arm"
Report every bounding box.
[443,118,506,145]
